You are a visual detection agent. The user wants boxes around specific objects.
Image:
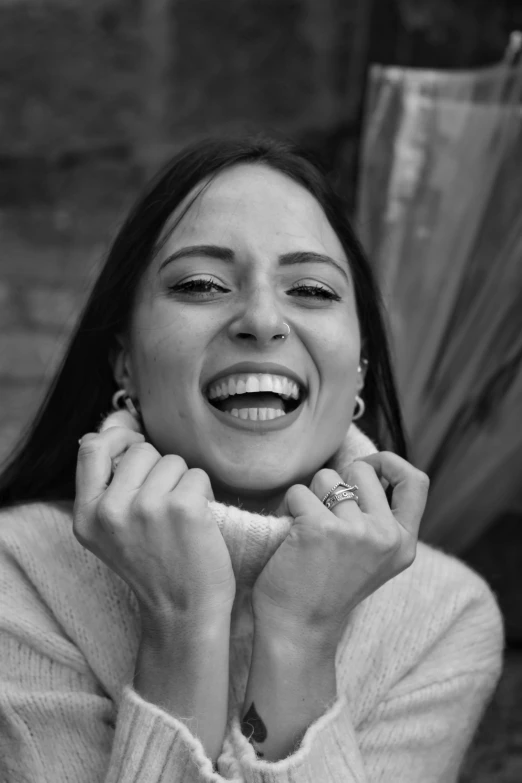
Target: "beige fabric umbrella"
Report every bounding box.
[357,34,522,553]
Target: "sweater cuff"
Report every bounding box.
[105,684,233,782]
[221,692,366,783]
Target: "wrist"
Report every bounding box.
[252,606,340,659]
[242,622,338,761]
[134,612,231,767]
[139,606,232,653]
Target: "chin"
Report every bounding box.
[210,466,292,498]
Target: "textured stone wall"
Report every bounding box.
[0,157,133,466]
[0,219,103,467]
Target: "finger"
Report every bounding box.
[281,470,361,522]
[168,467,216,506]
[335,462,391,520]
[137,454,191,497]
[354,453,429,537]
[278,482,324,521]
[106,441,163,495]
[76,428,145,507]
[99,409,143,434]
[308,468,360,510]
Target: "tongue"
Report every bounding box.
[217,392,285,413]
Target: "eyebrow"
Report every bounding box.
[158,244,350,284]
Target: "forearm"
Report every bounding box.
[241,627,338,762]
[134,614,231,766]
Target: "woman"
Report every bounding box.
[0,135,504,782]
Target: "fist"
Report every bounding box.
[251,452,429,649]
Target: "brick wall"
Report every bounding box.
[0,236,99,467]
[0,160,133,467]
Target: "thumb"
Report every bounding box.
[353,455,390,491]
[276,483,319,520]
[98,409,143,434]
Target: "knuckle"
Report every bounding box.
[103,427,143,442]
[161,454,189,472]
[369,526,397,553]
[311,470,333,494]
[188,466,210,484]
[96,496,123,527]
[338,516,366,540]
[78,438,100,457]
[72,522,90,548]
[315,468,332,481]
[72,511,88,545]
[131,491,159,517]
[385,533,401,554]
[401,543,417,568]
[380,529,402,552]
[350,460,372,476]
[162,453,188,470]
[128,441,158,456]
[398,531,417,565]
[416,470,430,489]
[166,494,194,520]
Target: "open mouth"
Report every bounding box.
[207,390,302,415]
[203,378,306,422]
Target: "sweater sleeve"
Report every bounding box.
[217,584,504,783]
[0,506,243,783]
[0,628,244,783]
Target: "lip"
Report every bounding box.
[204,394,306,432]
[203,361,307,397]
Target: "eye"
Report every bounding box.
[168,277,226,297]
[289,283,341,301]
[168,278,341,301]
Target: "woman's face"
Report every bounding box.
[113,163,365,512]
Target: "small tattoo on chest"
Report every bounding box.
[241,702,267,758]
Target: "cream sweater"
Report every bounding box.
[0,417,505,782]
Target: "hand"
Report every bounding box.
[74,427,236,632]
[251,452,429,649]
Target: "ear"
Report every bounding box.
[109,333,137,397]
[356,352,369,394]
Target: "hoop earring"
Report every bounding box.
[112,389,140,419]
[352,395,365,421]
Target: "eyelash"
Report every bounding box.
[169,277,341,301]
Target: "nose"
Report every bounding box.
[228,281,289,345]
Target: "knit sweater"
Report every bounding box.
[0,414,505,783]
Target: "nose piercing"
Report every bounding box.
[277,322,291,340]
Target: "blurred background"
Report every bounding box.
[1,1,522,779]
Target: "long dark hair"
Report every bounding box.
[0,133,408,511]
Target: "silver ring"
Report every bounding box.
[321,481,358,505]
[324,489,359,511]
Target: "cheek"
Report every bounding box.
[321,311,360,359]
[319,317,360,393]
[130,326,183,400]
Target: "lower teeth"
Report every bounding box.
[225,408,286,421]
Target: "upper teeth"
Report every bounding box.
[207,373,301,401]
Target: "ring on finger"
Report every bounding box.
[323,489,359,511]
[321,481,358,505]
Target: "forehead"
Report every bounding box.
[156,164,346,259]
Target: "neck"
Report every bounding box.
[212,485,287,515]
[210,463,321,515]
